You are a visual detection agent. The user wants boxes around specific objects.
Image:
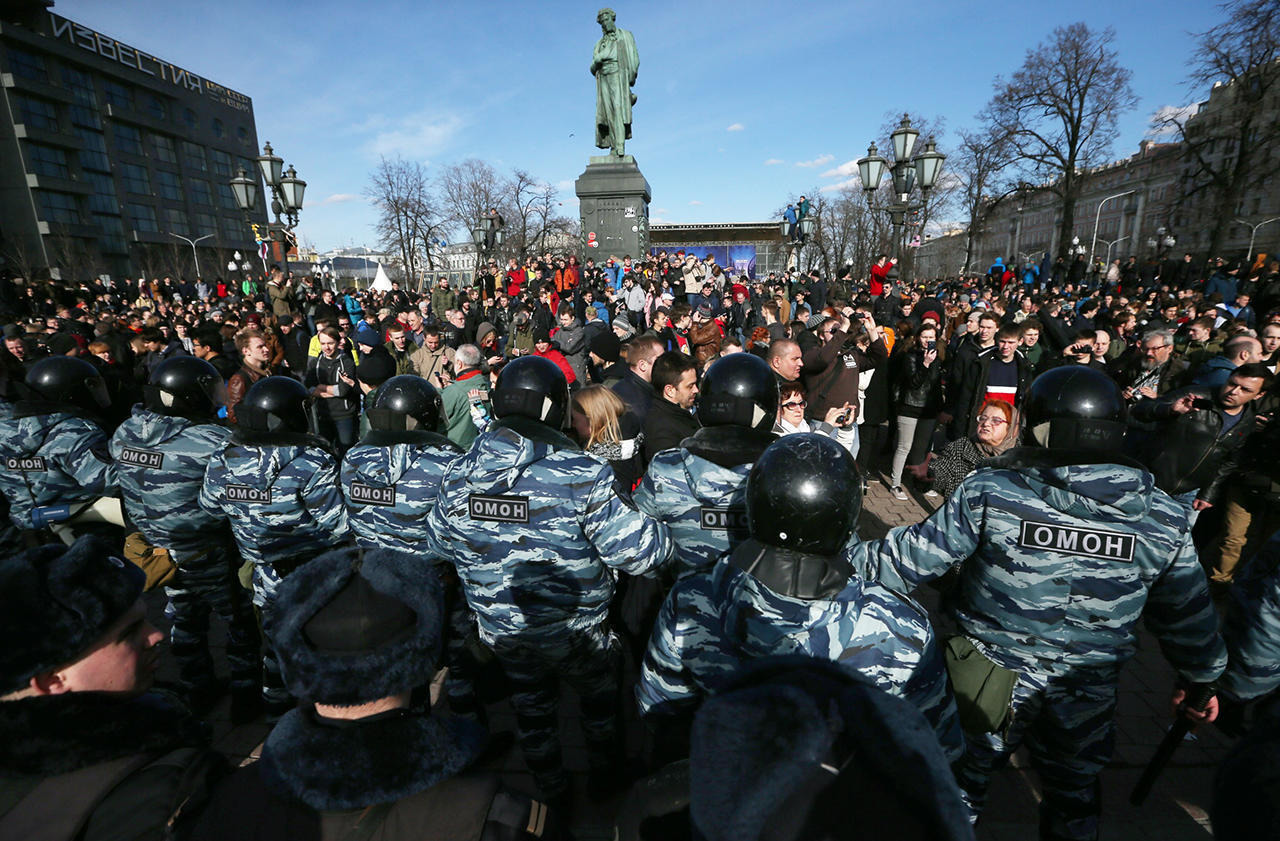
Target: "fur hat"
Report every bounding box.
[265,547,444,705]
[0,536,145,694]
[589,328,622,363]
[689,657,974,841]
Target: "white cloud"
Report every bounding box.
[651,216,672,225]
[364,111,463,158]
[820,178,859,193]
[820,159,859,179]
[655,208,669,214]
[321,193,361,206]
[689,200,703,206]
[763,158,785,166]
[796,154,834,168]
[1147,104,1199,139]
[555,179,575,192]
[726,122,745,132]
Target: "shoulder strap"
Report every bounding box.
[337,800,394,841]
[0,753,155,841]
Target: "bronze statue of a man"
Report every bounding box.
[591,8,638,157]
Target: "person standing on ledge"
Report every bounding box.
[591,7,639,157]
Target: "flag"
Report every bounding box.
[259,241,269,261]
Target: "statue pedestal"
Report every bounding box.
[576,156,651,262]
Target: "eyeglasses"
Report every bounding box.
[976,416,1008,427]
[781,400,807,409]
[1142,344,1170,352]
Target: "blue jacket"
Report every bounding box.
[0,407,116,529]
[425,416,672,643]
[340,430,461,554]
[848,449,1227,684]
[1221,530,1280,701]
[109,406,233,553]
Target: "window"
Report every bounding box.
[156,170,182,201]
[36,191,81,226]
[210,149,232,179]
[102,79,133,110]
[238,157,256,180]
[216,181,238,210]
[211,118,224,138]
[69,104,100,129]
[75,128,110,171]
[126,203,158,233]
[120,163,150,195]
[219,215,242,243]
[27,144,69,179]
[145,94,167,121]
[14,95,58,131]
[94,214,127,254]
[151,134,177,164]
[9,48,48,82]
[61,66,95,104]
[194,211,217,234]
[112,123,143,155]
[236,125,249,145]
[85,172,119,214]
[189,178,212,206]
[182,141,207,172]
[163,206,188,234]
[183,108,197,129]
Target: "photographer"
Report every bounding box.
[801,308,887,426]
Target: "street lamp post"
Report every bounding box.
[470,210,506,286]
[1234,217,1280,262]
[1100,236,1130,265]
[1088,190,1136,268]
[1144,226,1177,262]
[168,232,214,278]
[780,211,816,273]
[857,114,946,277]
[230,141,306,284]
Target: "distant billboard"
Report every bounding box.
[650,244,757,279]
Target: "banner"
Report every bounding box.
[649,244,757,279]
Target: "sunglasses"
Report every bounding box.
[781,400,807,409]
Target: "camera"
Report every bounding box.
[835,411,851,425]
[1191,396,1215,410]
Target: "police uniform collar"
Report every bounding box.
[231,428,335,454]
[360,429,461,451]
[728,537,853,601]
[13,400,98,422]
[986,446,1146,473]
[492,415,580,451]
[683,426,776,468]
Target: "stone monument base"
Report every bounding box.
[576,157,651,262]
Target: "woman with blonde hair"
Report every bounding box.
[570,384,639,488]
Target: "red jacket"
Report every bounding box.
[534,346,576,385]
[505,268,527,297]
[869,261,892,297]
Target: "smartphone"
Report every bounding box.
[1191,396,1215,410]
[927,341,936,351]
[835,411,851,425]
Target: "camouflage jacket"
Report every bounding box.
[634,427,775,579]
[847,448,1227,683]
[636,540,964,762]
[0,403,116,529]
[340,430,462,554]
[199,430,349,567]
[109,406,233,552]
[1221,529,1280,701]
[425,416,672,643]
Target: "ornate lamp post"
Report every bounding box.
[779,211,817,272]
[857,115,945,273]
[230,141,306,283]
[1145,226,1177,262]
[470,210,506,285]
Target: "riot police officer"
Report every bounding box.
[425,356,672,806]
[199,375,348,711]
[849,366,1226,841]
[638,433,963,763]
[634,353,779,580]
[0,356,120,542]
[110,356,260,717]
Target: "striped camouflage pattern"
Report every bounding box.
[198,432,349,606]
[0,412,116,529]
[634,450,752,579]
[109,406,234,552]
[636,557,964,762]
[339,434,461,553]
[846,452,1227,683]
[1221,528,1280,701]
[425,417,672,643]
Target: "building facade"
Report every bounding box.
[0,2,266,282]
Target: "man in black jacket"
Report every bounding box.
[950,323,1033,438]
[1128,363,1271,520]
[642,351,700,465]
[0,537,225,841]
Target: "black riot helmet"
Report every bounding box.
[145,356,225,418]
[696,353,778,432]
[23,356,109,412]
[237,376,311,434]
[369,375,442,431]
[747,433,862,557]
[492,356,569,428]
[1023,366,1127,452]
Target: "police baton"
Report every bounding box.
[1129,683,1215,806]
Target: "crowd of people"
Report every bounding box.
[1,244,1280,840]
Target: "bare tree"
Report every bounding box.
[366,156,446,291]
[952,126,1015,272]
[981,23,1137,260]
[1,234,41,282]
[1159,0,1280,257]
[437,159,508,257]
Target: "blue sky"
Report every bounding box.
[58,0,1224,252]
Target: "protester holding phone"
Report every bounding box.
[888,324,945,500]
[774,381,857,454]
